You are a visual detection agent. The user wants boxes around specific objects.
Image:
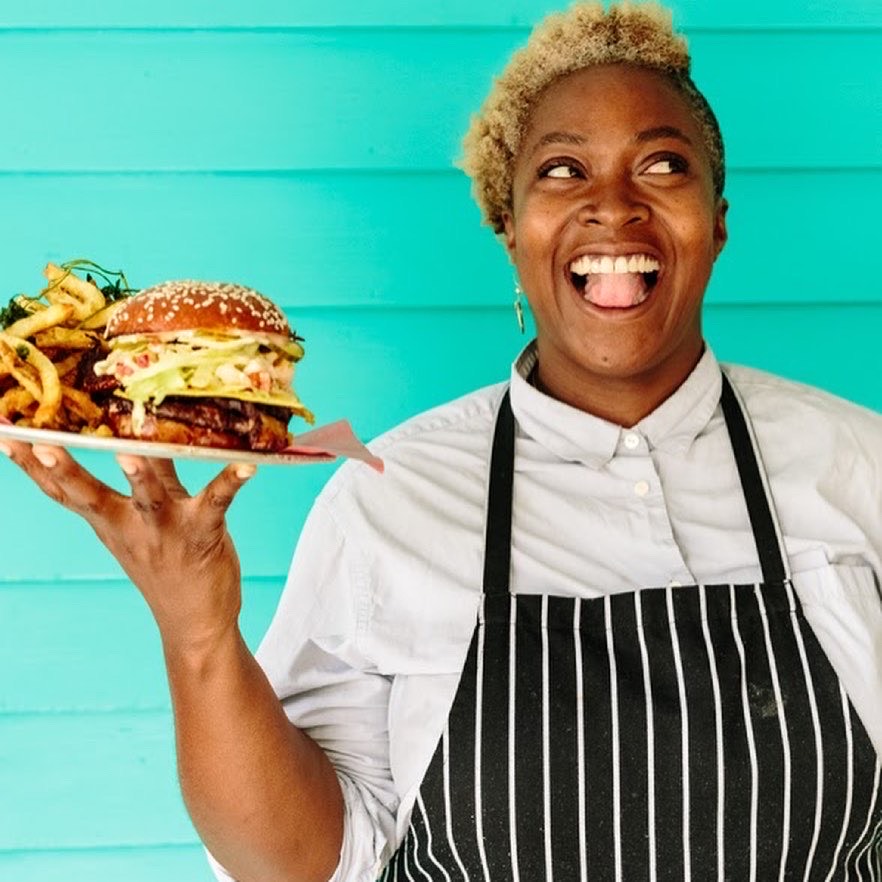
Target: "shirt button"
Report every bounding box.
[623,432,640,450]
[634,480,650,497]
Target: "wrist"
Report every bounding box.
[160,616,244,675]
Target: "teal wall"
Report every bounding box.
[0,2,879,879]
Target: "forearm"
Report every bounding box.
[163,625,344,882]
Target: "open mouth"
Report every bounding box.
[569,253,661,308]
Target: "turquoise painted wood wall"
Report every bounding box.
[0,2,879,878]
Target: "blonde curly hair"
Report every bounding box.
[461,1,725,233]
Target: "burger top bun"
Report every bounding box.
[106,280,291,339]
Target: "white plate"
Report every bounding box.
[0,422,334,466]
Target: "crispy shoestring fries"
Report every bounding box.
[43,263,106,322]
[0,333,62,427]
[0,260,135,432]
[5,303,74,339]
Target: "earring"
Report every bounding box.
[513,279,526,334]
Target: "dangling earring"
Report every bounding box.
[513,278,526,334]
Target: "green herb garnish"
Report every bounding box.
[0,298,31,329]
[60,258,137,300]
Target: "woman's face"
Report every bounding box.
[502,64,727,416]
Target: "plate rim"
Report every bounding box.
[0,421,335,466]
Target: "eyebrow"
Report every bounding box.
[529,131,587,154]
[634,125,693,146]
[529,126,693,155]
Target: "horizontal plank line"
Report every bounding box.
[0,843,201,857]
[0,168,464,179]
[709,300,882,310]
[0,165,879,177]
[0,25,880,34]
[0,707,172,719]
[0,575,283,588]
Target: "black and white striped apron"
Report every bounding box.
[380,375,882,880]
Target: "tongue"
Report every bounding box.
[583,272,647,308]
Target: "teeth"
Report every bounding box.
[569,253,661,276]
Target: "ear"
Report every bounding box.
[713,198,729,259]
[501,211,517,262]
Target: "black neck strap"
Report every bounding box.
[482,389,516,595]
[718,372,787,584]
[482,374,787,596]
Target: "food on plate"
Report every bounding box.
[0,260,135,432]
[89,280,314,452]
[0,267,314,454]
[0,333,62,427]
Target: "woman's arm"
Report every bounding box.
[166,620,344,882]
[0,441,344,882]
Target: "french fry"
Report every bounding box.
[0,343,42,400]
[11,295,44,315]
[0,333,62,428]
[61,384,103,427]
[43,262,106,322]
[80,299,127,330]
[0,387,36,419]
[0,259,136,433]
[5,302,74,339]
[33,327,100,350]
[52,351,86,382]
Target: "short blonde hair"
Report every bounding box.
[461,1,725,233]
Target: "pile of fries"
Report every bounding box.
[0,261,134,433]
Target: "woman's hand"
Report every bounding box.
[0,440,255,654]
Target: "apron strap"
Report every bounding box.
[482,388,515,596]
[720,372,790,584]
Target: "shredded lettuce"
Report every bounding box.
[97,330,313,422]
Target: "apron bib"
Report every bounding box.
[380,375,882,880]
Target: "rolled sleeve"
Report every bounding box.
[208,770,394,882]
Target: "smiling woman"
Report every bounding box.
[0,2,880,882]
[499,65,727,423]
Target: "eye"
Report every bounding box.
[644,154,689,175]
[538,160,583,179]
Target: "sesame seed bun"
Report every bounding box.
[105,279,291,339]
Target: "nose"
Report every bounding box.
[576,176,649,228]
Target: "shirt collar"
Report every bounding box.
[509,340,722,468]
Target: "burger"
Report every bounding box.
[89,280,314,451]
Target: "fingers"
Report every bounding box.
[0,440,123,525]
[115,455,254,526]
[116,455,188,522]
[149,457,191,500]
[1,439,257,533]
[195,462,257,526]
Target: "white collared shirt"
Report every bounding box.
[210,343,882,882]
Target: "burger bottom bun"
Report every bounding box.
[106,397,292,452]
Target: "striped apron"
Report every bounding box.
[380,375,882,880]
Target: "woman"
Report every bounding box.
[2,2,880,880]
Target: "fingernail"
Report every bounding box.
[235,464,256,481]
[0,442,11,456]
[32,448,57,468]
[118,458,139,476]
